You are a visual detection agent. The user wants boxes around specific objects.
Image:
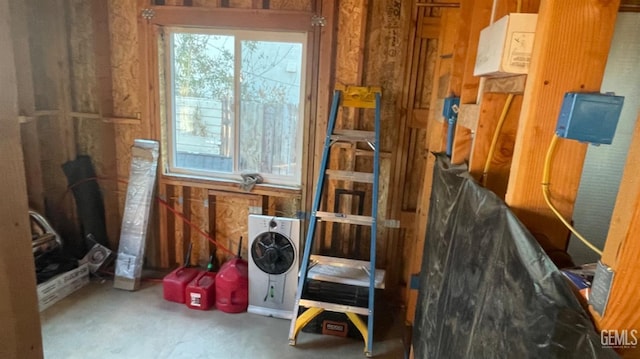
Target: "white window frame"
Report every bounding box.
[162,26,308,188]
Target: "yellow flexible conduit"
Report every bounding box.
[482,93,515,187]
[541,134,603,256]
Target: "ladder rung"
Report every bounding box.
[325,170,374,183]
[298,299,370,316]
[315,212,373,226]
[331,129,375,143]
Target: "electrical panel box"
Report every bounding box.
[555,92,624,145]
[474,13,538,77]
[442,96,460,120]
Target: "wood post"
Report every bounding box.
[0,0,43,356]
[592,113,640,358]
[505,0,621,249]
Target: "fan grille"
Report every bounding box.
[251,232,295,275]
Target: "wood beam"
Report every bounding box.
[592,113,640,359]
[149,6,313,30]
[505,0,621,249]
[0,0,43,356]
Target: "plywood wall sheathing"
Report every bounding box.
[10,0,45,213]
[505,0,621,250]
[9,0,35,117]
[25,0,79,244]
[20,122,45,213]
[110,0,145,219]
[109,1,141,119]
[68,0,99,115]
[214,195,259,263]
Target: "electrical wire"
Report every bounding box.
[541,134,603,256]
[481,93,515,187]
[157,197,237,257]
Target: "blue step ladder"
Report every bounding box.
[288,84,385,357]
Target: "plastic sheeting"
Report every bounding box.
[62,155,109,253]
[413,154,617,359]
[114,140,159,291]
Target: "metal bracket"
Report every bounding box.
[311,15,326,27]
[141,8,155,20]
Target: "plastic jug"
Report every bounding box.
[215,257,248,313]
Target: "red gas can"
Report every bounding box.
[215,258,249,313]
[185,271,217,310]
[163,267,199,303]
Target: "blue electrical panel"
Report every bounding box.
[555,92,624,145]
[443,96,460,157]
[442,96,460,120]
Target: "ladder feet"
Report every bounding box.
[288,339,296,346]
[365,351,372,357]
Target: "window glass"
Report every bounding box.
[164,29,306,186]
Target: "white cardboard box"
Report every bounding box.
[37,263,89,312]
[474,13,538,77]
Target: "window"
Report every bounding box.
[162,27,307,187]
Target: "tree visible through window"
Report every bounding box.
[163,28,306,186]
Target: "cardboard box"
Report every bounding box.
[474,13,538,77]
[37,263,90,312]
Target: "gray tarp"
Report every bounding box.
[413,153,617,359]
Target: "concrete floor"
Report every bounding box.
[40,279,405,358]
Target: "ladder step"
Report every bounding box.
[315,211,374,226]
[298,299,370,316]
[325,170,374,183]
[331,129,376,143]
[308,255,386,289]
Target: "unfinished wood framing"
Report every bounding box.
[505,0,621,250]
[6,1,640,354]
[396,0,432,302]
[364,0,415,288]
[405,7,460,324]
[323,0,367,255]
[469,93,523,198]
[0,0,43,355]
[448,0,491,164]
